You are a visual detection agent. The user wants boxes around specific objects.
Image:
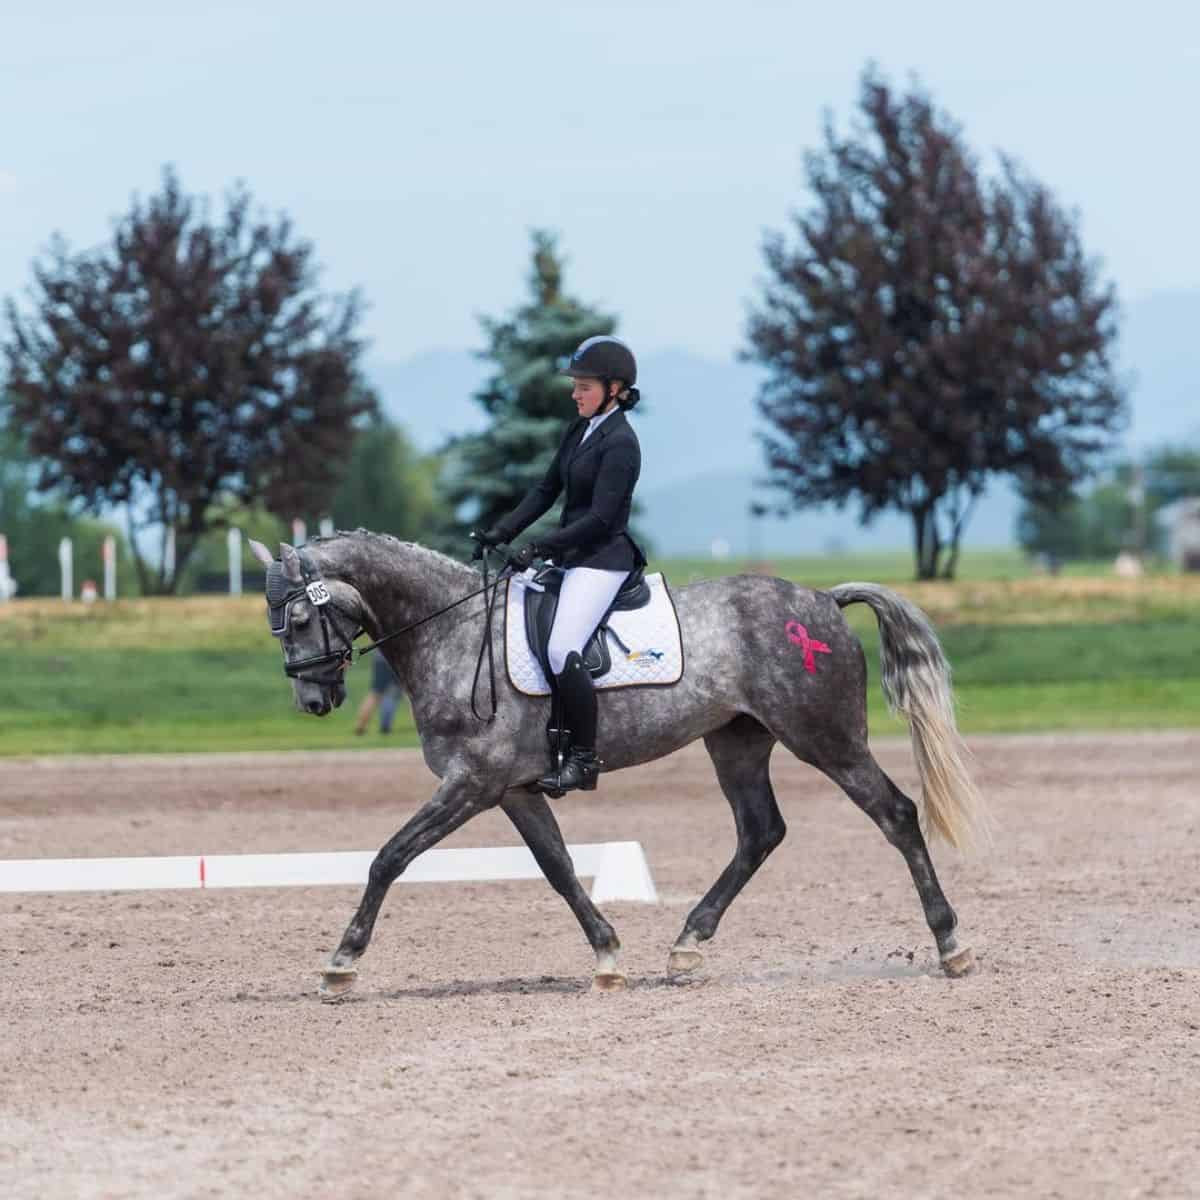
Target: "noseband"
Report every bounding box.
[266,551,361,686]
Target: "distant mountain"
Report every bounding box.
[363,346,767,485]
[363,289,1200,554]
[367,348,489,446]
[638,469,1022,556]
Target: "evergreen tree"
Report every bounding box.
[434,231,615,553]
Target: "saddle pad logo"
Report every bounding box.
[785,621,831,673]
[626,648,665,669]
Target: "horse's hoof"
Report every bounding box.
[940,945,975,978]
[591,971,628,993]
[318,965,359,1001]
[667,948,704,977]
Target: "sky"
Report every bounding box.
[2,1,1199,365]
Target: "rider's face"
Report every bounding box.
[572,377,615,419]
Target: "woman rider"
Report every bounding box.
[475,335,646,795]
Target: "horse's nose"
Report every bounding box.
[305,697,327,716]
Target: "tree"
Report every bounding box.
[0,420,133,596]
[3,167,372,594]
[745,67,1125,579]
[176,414,438,592]
[1017,478,1144,563]
[1018,444,1200,562]
[433,231,616,552]
[329,412,438,541]
[1142,445,1200,506]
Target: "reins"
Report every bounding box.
[469,549,505,724]
[356,549,513,724]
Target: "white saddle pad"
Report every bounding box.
[504,572,685,696]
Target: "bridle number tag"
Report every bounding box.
[306,581,332,606]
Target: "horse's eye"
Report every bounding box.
[291,604,311,628]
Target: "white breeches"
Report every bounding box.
[547,567,629,675]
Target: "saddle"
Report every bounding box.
[522,565,651,682]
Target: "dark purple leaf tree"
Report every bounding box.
[745,68,1125,579]
[4,167,371,593]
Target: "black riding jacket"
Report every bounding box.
[496,409,647,572]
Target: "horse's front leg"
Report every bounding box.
[320,773,496,1000]
[502,792,626,991]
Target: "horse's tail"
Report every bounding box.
[829,582,988,851]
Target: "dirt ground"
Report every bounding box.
[1,732,1197,1199]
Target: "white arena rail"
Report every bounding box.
[0,841,658,904]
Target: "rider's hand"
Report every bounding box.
[470,527,506,560]
[509,542,541,571]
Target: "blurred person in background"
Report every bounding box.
[354,654,404,735]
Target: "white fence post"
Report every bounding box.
[58,537,73,601]
[319,516,334,538]
[0,534,14,602]
[102,535,117,600]
[227,528,243,596]
[291,518,307,546]
[163,527,176,587]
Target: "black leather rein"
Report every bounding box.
[356,549,513,724]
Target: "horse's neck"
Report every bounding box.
[310,535,476,680]
[314,536,473,621]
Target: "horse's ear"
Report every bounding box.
[279,543,302,583]
[248,539,274,568]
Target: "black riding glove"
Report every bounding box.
[470,527,507,560]
[509,543,541,571]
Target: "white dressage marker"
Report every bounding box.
[0,841,658,904]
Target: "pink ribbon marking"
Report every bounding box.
[785,621,832,673]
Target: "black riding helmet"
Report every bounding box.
[562,335,640,409]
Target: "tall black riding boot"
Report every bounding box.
[539,651,600,794]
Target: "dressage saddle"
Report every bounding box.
[522,564,651,682]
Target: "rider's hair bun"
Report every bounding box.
[618,386,641,411]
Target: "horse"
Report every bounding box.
[250,531,987,999]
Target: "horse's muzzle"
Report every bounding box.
[295,679,346,717]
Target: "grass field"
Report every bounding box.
[663,547,1174,587]
[2,553,1198,756]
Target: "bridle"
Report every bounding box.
[264,546,512,721]
[267,550,362,687]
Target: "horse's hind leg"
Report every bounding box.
[817,749,973,977]
[502,793,626,992]
[668,716,785,978]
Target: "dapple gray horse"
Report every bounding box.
[251,531,986,999]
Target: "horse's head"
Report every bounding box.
[250,539,367,717]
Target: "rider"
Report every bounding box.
[475,335,646,794]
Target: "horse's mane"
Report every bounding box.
[307,529,474,583]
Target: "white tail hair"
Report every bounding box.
[829,582,989,851]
